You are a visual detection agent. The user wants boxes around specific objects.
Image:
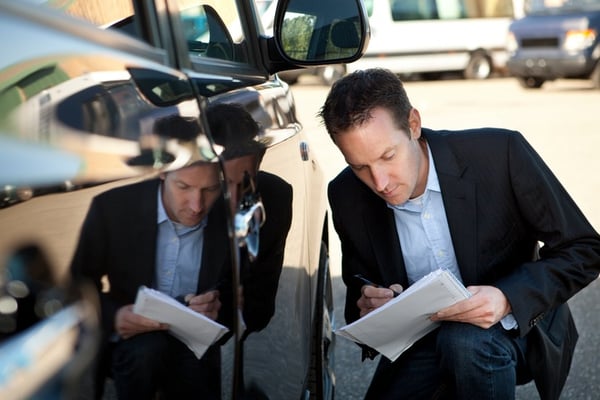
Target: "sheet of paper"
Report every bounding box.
[133,286,229,359]
[335,269,471,362]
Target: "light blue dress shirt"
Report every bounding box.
[388,144,517,330]
[155,186,205,298]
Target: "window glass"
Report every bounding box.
[176,0,248,63]
[389,0,514,21]
[48,0,250,63]
[460,0,514,18]
[526,0,600,14]
[50,0,134,26]
[253,0,276,34]
[364,0,375,16]
[390,0,436,20]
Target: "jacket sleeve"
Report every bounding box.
[70,196,121,336]
[492,131,600,336]
[241,174,293,335]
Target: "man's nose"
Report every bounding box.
[371,166,388,192]
[189,191,204,212]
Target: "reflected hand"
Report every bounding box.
[430,285,511,329]
[185,290,221,321]
[357,284,403,317]
[115,304,168,339]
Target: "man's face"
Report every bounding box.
[160,163,222,226]
[333,107,428,206]
[223,154,259,215]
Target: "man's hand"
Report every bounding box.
[357,284,403,317]
[430,285,511,329]
[115,304,168,339]
[185,290,221,321]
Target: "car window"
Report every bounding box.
[54,0,247,64]
[56,0,134,26]
[176,0,249,63]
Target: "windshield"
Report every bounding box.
[525,0,600,15]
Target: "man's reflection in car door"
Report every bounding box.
[206,102,293,337]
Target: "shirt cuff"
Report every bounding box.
[500,313,518,330]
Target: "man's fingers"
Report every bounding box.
[361,285,395,299]
[188,290,220,305]
[357,284,402,316]
[187,290,221,320]
[389,284,403,295]
[116,304,168,338]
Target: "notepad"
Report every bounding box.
[133,286,229,359]
[335,269,471,362]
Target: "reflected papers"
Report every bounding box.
[133,286,229,359]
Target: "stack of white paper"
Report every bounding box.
[133,286,229,359]
[335,269,471,362]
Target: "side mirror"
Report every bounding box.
[274,0,370,65]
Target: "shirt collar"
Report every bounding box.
[425,144,440,193]
[157,184,169,224]
[388,142,440,211]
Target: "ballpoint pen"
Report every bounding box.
[353,274,401,297]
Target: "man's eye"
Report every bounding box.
[383,152,395,161]
[205,184,221,192]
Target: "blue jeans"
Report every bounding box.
[111,331,221,400]
[365,322,530,400]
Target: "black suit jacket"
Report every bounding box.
[242,171,293,333]
[329,128,600,400]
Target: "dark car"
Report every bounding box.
[0,1,369,399]
[506,0,600,89]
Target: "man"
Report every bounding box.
[318,68,600,400]
[71,160,229,399]
[72,104,292,399]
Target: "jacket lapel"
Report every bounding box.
[425,131,478,285]
[363,194,409,288]
[198,197,229,292]
[132,180,160,287]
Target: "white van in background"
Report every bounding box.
[349,0,525,79]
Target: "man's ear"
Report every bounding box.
[159,172,166,181]
[408,108,422,139]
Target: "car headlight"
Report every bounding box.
[564,29,596,51]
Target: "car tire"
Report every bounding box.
[317,64,346,86]
[308,241,335,400]
[464,52,492,80]
[517,76,545,89]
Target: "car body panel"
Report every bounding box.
[0,0,368,399]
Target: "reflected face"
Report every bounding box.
[160,163,222,226]
[223,154,260,215]
[333,107,428,206]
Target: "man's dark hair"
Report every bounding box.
[318,68,413,138]
[206,102,266,160]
